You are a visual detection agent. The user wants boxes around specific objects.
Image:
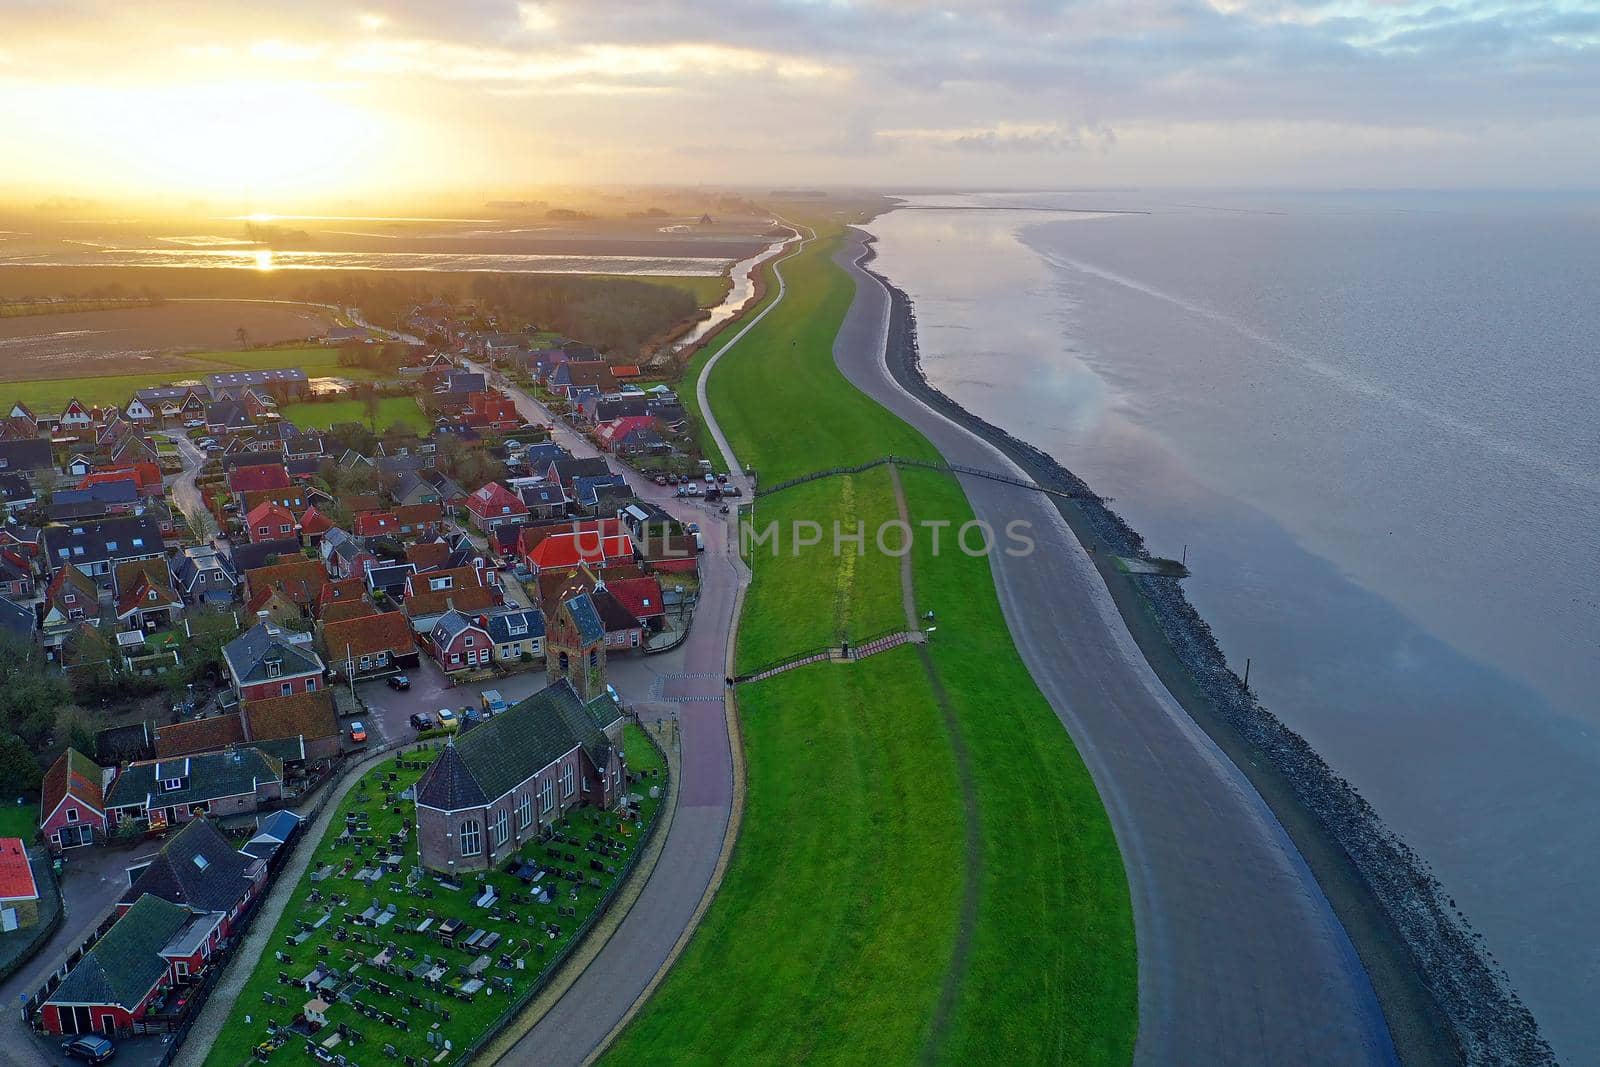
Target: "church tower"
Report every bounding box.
[544,590,607,702]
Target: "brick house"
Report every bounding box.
[401,563,498,634]
[39,748,107,850]
[427,610,493,673]
[412,678,625,874]
[322,610,418,679]
[241,690,342,762]
[221,622,326,703]
[464,482,529,533]
[117,817,266,936]
[245,500,297,543]
[103,748,284,834]
[486,608,545,664]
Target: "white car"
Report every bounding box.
[183,419,205,429]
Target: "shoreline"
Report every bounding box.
[858,237,1553,1067]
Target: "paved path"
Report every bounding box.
[830,228,1398,1066]
[461,226,796,1062]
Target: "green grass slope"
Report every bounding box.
[606,222,1135,1065]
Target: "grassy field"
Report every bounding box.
[280,397,430,433]
[621,274,729,307]
[0,804,37,841]
[2,346,385,414]
[204,726,665,1067]
[607,221,1136,1064]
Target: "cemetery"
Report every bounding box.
[202,725,666,1066]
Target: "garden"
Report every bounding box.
[203,724,665,1067]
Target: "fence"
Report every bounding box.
[456,723,671,1066]
[733,624,912,684]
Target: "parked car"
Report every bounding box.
[717,473,729,484]
[653,474,667,486]
[387,673,411,690]
[685,522,699,533]
[61,1036,116,1064]
[606,684,622,707]
[437,707,459,731]
[480,689,507,717]
[704,473,717,484]
[182,419,205,429]
[725,485,743,497]
[409,712,436,731]
[349,722,367,744]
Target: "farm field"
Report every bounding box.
[203,725,665,1067]
[608,221,1136,1065]
[2,346,386,414]
[280,397,430,434]
[0,300,332,379]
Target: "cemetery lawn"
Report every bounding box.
[203,726,665,1067]
[609,219,1136,1064]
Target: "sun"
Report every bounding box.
[252,249,276,271]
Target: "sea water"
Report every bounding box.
[867,189,1600,1060]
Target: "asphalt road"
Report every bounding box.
[829,229,1397,1066]
[461,360,750,1067]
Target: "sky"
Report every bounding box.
[0,0,1596,205]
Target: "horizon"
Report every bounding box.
[1,1,1596,203]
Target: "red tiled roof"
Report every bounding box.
[246,500,295,529]
[405,542,450,571]
[321,598,375,623]
[0,839,38,902]
[115,572,180,617]
[603,575,665,620]
[227,464,291,494]
[465,482,527,518]
[517,518,623,557]
[395,503,442,526]
[298,505,334,536]
[244,689,338,743]
[352,511,398,537]
[154,714,247,758]
[322,610,415,660]
[244,559,327,606]
[404,585,494,620]
[525,532,633,572]
[609,364,642,378]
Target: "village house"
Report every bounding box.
[243,559,327,619]
[40,748,108,850]
[401,563,499,634]
[118,816,265,931]
[227,462,291,496]
[115,568,182,632]
[412,676,625,873]
[464,481,529,533]
[245,500,298,543]
[241,690,341,761]
[0,439,53,481]
[170,545,239,605]
[39,893,195,1037]
[322,610,418,679]
[41,515,165,587]
[104,747,285,834]
[56,398,94,432]
[41,563,101,651]
[203,368,308,401]
[426,609,494,674]
[0,548,35,600]
[50,480,139,522]
[222,621,326,703]
[487,607,545,664]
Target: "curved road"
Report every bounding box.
[469,231,796,1065]
[830,229,1397,1066]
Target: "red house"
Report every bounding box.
[227,463,291,495]
[222,622,326,703]
[604,575,666,628]
[464,482,529,533]
[351,511,399,538]
[39,748,106,851]
[463,390,521,431]
[298,504,334,543]
[245,500,297,543]
[40,894,196,1037]
[80,462,163,498]
[427,609,494,672]
[523,531,634,575]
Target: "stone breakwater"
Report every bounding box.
[858,236,1553,1067]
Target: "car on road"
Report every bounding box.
[349,722,367,744]
[409,712,436,731]
[61,1036,116,1064]
[685,522,699,533]
[387,673,411,690]
[437,708,459,731]
[653,474,667,486]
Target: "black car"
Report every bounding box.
[387,673,411,691]
[61,1036,116,1064]
[409,712,435,731]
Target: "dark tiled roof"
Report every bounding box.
[414,744,487,810]
[222,622,324,684]
[48,894,191,1010]
[227,539,302,573]
[42,516,163,569]
[563,592,605,645]
[106,747,282,810]
[591,587,641,632]
[118,817,257,912]
[485,608,544,643]
[414,679,611,811]
[0,596,33,638]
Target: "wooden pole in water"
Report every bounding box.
[1243,657,1251,690]
[1182,544,1187,566]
